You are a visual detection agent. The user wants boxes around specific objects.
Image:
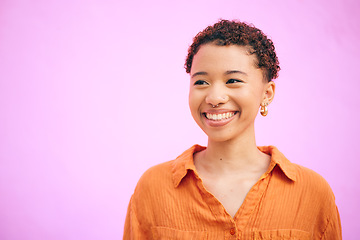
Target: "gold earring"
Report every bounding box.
[260,103,268,116]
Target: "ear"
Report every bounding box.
[263,81,275,104]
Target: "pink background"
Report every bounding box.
[1,0,359,239]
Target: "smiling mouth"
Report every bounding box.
[204,112,237,121]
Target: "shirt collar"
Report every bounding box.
[258,145,297,181]
[172,145,296,188]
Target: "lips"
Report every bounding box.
[205,112,235,121]
[202,110,238,127]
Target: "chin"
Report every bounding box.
[203,131,235,143]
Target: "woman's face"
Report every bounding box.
[188,43,274,143]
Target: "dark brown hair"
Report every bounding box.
[185,19,280,81]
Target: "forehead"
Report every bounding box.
[191,43,258,74]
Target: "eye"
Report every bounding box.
[194,80,209,85]
[226,79,243,84]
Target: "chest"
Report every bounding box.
[200,174,261,218]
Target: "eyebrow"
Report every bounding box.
[191,70,247,78]
[225,70,248,76]
[191,71,208,78]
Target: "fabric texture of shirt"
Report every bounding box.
[123,145,341,240]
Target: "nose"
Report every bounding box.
[205,85,229,107]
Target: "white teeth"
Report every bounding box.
[205,112,235,121]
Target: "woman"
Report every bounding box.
[123,20,341,239]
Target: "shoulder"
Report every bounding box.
[265,145,335,199]
[267,145,337,209]
[292,163,335,199]
[129,160,176,219]
[291,164,341,237]
[133,144,202,194]
[267,153,342,238]
[134,160,175,195]
[279,161,338,224]
[125,160,178,233]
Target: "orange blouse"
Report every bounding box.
[123,145,341,239]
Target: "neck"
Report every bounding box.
[197,127,269,173]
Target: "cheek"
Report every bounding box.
[188,95,196,119]
[188,90,200,108]
[247,85,265,104]
[188,90,204,119]
[233,90,263,114]
[233,89,257,103]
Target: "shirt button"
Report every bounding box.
[229,228,236,235]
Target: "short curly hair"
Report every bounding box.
[185,19,280,82]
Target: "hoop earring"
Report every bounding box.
[260,103,268,116]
